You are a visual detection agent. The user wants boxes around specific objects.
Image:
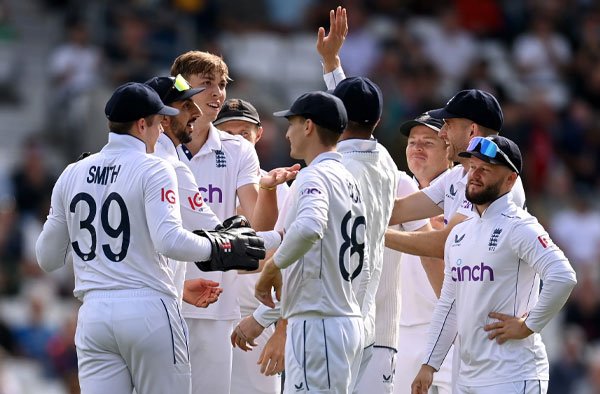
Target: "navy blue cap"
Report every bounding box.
[273,91,348,134]
[105,82,179,122]
[428,89,503,131]
[459,135,522,174]
[144,76,205,105]
[332,76,382,125]
[399,112,445,136]
[214,98,261,126]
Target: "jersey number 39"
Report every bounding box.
[339,210,366,281]
[69,192,130,262]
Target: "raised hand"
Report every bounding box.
[316,6,348,72]
[260,164,301,191]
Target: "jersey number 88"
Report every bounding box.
[339,210,366,281]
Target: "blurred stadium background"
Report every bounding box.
[0,0,599,392]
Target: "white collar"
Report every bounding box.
[336,137,378,153]
[103,132,147,153]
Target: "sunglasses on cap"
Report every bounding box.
[466,136,520,174]
[173,73,191,91]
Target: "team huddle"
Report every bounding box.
[35,7,577,394]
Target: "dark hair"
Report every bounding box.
[345,120,375,135]
[314,122,341,146]
[108,115,156,135]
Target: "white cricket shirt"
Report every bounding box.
[177,124,260,320]
[337,138,397,347]
[424,193,577,386]
[273,152,366,320]
[36,133,214,301]
[421,165,527,223]
[237,169,290,317]
[399,171,449,327]
[154,133,221,303]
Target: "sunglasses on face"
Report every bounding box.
[467,136,519,174]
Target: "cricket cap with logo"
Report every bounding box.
[105,82,179,122]
[273,91,348,134]
[144,74,205,105]
[459,135,522,174]
[399,112,445,136]
[428,89,504,131]
[214,98,261,126]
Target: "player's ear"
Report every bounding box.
[255,126,264,143]
[304,118,314,136]
[160,115,171,129]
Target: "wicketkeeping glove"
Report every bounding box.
[215,215,251,231]
[194,227,265,272]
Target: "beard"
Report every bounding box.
[172,118,192,144]
[465,179,502,205]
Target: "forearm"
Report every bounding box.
[36,220,70,272]
[273,218,322,269]
[252,187,279,231]
[253,302,282,327]
[385,227,448,259]
[419,256,444,297]
[389,191,442,226]
[526,276,577,332]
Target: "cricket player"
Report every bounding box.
[394,113,453,394]
[255,91,366,393]
[170,51,263,394]
[317,9,440,393]
[145,74,223,307]
[412,135,577,394]
[214,98,288,393]
[35,82,265,394]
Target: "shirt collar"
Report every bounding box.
[478,192,514,218]
[197,123,223,155]
[457,164,469,186]
[336,137,377,153]
[155,133,180,161]
[104,132,147,153]
[311,151,342,165]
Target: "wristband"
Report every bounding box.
[260,185,277,191]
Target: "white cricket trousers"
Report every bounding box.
[284,316,363,394]
[231,322,281,394]
[76,289,190,394]
[186,318,235,394]
[455,380,548,394]
[395,324,452,394]
[354,346,396,393]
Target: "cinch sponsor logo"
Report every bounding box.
[451,259,495,282]
[198,184,223,203]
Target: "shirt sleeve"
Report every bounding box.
[175,164,222,231]
[510,218,577,333]
[36,172,71,272]
[396,172,430,231]
[421,171,449,211]
[236,139,260,189]
[273,172,329,269]
[323,66,347,90]
[253,302,282,328]
[422,233,458,370]
[143,161,212,262]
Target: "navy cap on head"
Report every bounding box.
[105,82,179,122]
[332,76,382,125]
[273,91,348,134]
[428,89,503,131]
[144,75,205,105]
[214,98,261,126]
[399,112,445,136]
[459,135,522,174]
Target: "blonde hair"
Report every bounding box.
[170,51,230,81]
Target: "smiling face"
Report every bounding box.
[439,118,474,162]
[406,125,450,184]
[187,72,227,125]
[217,119,262,146]
[164,98,202,145]
[285,116,308,160]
